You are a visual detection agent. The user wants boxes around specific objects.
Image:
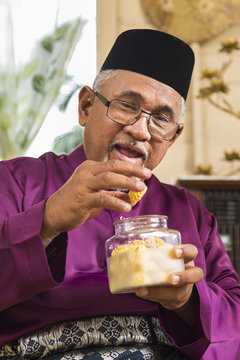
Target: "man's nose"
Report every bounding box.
[123,114,151,141]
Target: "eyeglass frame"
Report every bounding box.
[92,90,181,141]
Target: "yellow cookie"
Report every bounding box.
[128,185,147,205]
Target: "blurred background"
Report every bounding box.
[2,0,240,181]
[0,0,96,159]
[96,0,240,184]
[1,0,240,272]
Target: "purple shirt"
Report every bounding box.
[0,144,240,360]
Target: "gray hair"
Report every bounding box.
[178,97,185,123]
[92,69,185,123]
[92,69,120,92]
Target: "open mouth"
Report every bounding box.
[115,144,144,159]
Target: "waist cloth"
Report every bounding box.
[0,315,189,359]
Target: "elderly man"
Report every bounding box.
[0,29,239,360]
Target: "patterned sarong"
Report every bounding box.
[0,315,188,359]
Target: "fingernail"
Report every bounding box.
[142,168,151,177]
[137,287,148,297]
[175,248,183,257]
[172,275,180,284]
[123,203,131,211]
[136,181,145,190]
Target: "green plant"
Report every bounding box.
[0,3,86,160]
[52,125,84,155]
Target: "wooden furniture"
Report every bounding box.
[176,176,240,276]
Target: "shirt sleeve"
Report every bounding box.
[159,207,240,359]
[0,161,66,311]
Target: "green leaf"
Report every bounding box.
[0,94,5,110]
[0,15,86,159]
[54,22,70,41]
[52,126,84,154]
[19,58,39,79]
[41,36,54,52]
[32,74,45,93]
[57,83,82,112]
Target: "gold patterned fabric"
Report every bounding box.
[0,315,191,360]
[140,0,240,43]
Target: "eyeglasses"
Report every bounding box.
[93,90,180,141]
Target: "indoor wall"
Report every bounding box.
[96,0,240,184]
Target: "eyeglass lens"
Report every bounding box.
[107,99,178,140]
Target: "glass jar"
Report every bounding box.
[105,215,184,294]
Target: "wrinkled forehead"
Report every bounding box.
[101,70,183,114]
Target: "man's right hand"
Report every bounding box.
[40,159,151,246]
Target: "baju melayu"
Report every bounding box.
[0,144,240,360]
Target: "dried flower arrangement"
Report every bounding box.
[197,37,240,175]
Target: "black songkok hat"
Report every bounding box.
[100,29,195,100]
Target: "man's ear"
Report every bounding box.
[168,123,184,147]
[78,86,95,126]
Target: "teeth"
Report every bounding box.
[117,144,143,158]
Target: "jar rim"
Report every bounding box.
[113,214,168,226]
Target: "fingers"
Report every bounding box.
[74,159,151,196]
[135,283,194,311]
[169,244,204,285]
[135,265,203,311]
[86,191,132,213]
[72,160,151,198]
[42,159,152,239]
[173,244,198,263]
[88,172,146,192]
[79,160,151,191]
[135,244,204,310]
[86,159,152,179]
[135,265,203,300]
[168,265,204,285]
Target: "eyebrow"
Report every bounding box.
[118,90,145,102]
[117,90,176,118]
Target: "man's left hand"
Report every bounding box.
[135,244,203,311]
